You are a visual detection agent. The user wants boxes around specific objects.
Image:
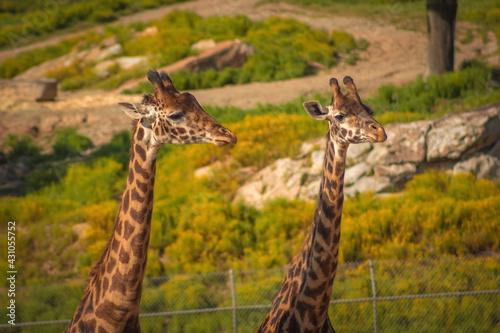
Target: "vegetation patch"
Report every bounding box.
[0,0,190,49]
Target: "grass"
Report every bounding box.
[272,0,500,39]
[0,0,191,50]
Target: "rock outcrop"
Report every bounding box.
[233,103,500,208]
[0,78,58,102]
[119,39,255,90]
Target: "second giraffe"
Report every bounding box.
[256,76,387,332]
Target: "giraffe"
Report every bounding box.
[256,76,387,333]
[65,69,237,333]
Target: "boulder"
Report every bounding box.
[192,39,217,52]
[0,78,58,102]
[95,56,147,78]
[36,78,58,101]
[95,44,123,62]
[366,121,429,165]
[347,141,372,165]
[426,103,500,161]
[453,154,500,179]
[345,162,372,186]
[163,39,255,73]
[120,39,255,90]
[233,158,312,209]
[309,150,325,175]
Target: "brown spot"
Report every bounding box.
[127,168,134,184]
[136,127,144,141]
[102,277,109,296]
[112,239,120,253]
[304,281,327,300]
[135,144,146,161]
[130,146,134,161]
[95,300,129,323]
[115,219,122,236]
[178,128,186,134]
[335,161,343,177]
[122,190,130,213]
[134,160,143,175]
[136,179,148,193]
[288,313,300,331]
[130,230,148,257]
[123,220,135,241]
[314,242,325,254]
[129,208,143,223]
[336,196,343,209]
[155,127,160,136]
[327,162,333,174]
[106,257,116,274]
[321,200,335,222]
[119,248,130,264]
[131,188,145,203]
[109,270,126,296]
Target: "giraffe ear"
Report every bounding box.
[118,102,157,124]
[303,101,329,121]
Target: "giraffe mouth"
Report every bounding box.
[367,132,387,143]
[212,127,237,146]
[214,136,237,146]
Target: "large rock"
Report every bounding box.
[365,121,429,165]
[426,103,500,161]
[0,78,58,102]
[95,56,148,78]
[453,154,500,179]
[233,158,315,209]
[120,39,255,90]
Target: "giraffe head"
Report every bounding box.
[303,76,387,145]
[119,70,237,146]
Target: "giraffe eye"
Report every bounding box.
[168,112,184,121]
[334,114,345,122]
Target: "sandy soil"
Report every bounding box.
[0,0,497,148]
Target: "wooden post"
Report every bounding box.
[425,0,458,76]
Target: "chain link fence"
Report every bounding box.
[1,254,499,332]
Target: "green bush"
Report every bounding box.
[52,127,94,158]
[365,61,495,116]
[0,0,190,49]
[2,133,41,161]
[0,36,83,78]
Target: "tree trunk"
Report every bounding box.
[426,0,458,76]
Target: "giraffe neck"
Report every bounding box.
[257,130,347,332]
[66,121,160,332]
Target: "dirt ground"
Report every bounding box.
[0,0,497,149]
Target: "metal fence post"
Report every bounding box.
[369,259,377,333]
[230,269,237,333]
